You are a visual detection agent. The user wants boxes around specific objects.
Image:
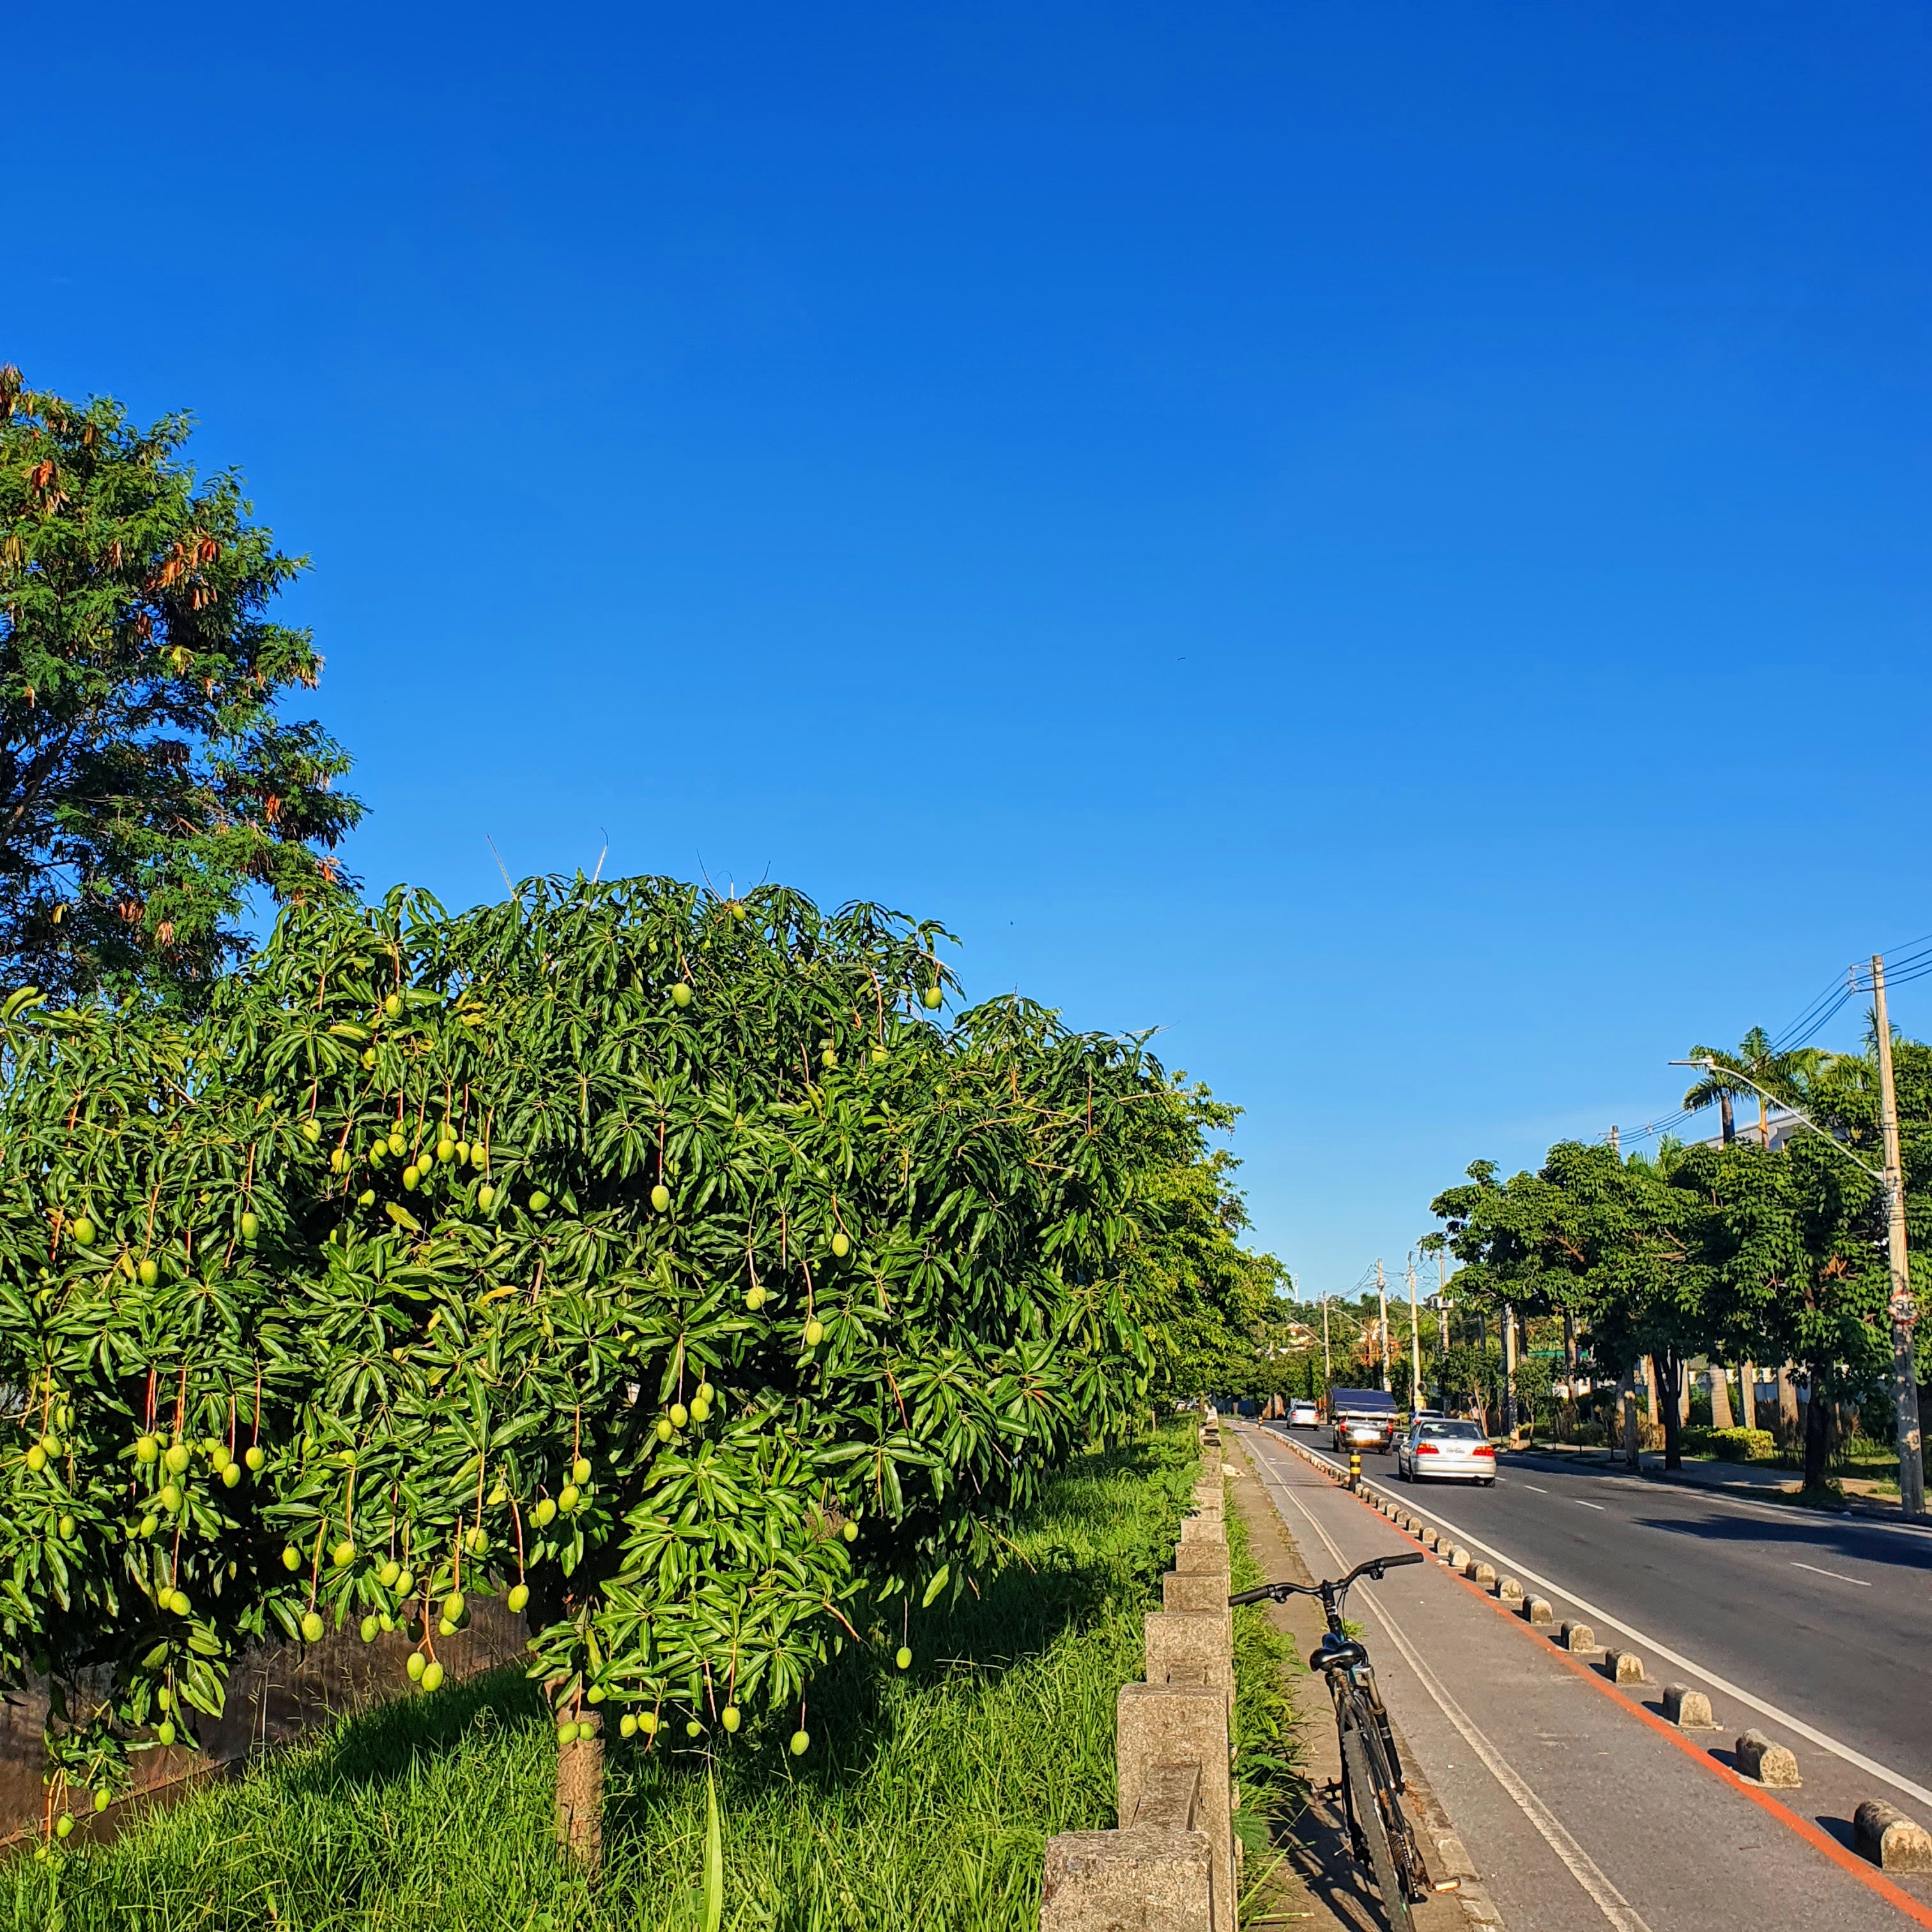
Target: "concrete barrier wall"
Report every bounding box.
[0,1600,528,1846]
[1041,1411,1236,1932]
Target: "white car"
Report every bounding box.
[1287,1399,1319,1429]
[1398,1417,1496,1485]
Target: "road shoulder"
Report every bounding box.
[1225,1432,1499,1931]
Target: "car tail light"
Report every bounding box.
[1415,1443,1439,1455]
[1472,1445,1494,1457]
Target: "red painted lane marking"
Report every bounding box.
[1257,1430,1932,1931]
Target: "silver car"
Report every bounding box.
[1398,1418,1496,1485]
[1287,1399,1319,1429]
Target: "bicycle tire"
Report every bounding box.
[1342,1724,1416,1932]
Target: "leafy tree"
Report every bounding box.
[1120,1091,1290,1407]
[0,368,360,1008]
[0,873,1229,1855]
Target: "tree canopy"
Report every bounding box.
[0,369,360,1009]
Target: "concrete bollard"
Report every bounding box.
[1605,1649,1645,1685]
[1179,1515,1225,1548]
[1119,1682,1234,1932]
[1146,1612,1234,1697]
[1662,1684,1714,1729]
[1420,1529,1439,1551]
[1496,1577,1524,1606]
[1175,1538,1230,1579]
[1448,1546,1469,1570]
[1522,1597,1554,1626]
[1468,1560,1495,1586]
[1163,1572,1233,1630]
[1558,1621,1597,1653]
[1855,1801,1932,1873]
[1735,1730,1801,1788]
[1041,1826,1214,1931]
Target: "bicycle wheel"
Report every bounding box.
[1342,1724,1416,1932]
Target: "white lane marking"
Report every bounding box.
[1262,1428,1932,1812]
[1575,1501,1606,1511]
[1520,1483,1549,1494]
[1791,1560,1870,1588]
[1248,1439,1654,1932]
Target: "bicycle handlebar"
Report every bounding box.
[1227,1550,1423,1607]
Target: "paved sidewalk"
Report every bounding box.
[1224,1436,1482,1931]
[1234,1422,1932,1932]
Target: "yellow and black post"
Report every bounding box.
[1348,1448,1361,1491]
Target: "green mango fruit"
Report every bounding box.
[300,1611,325,1643]
[790,1728,810,1756]
[420,1660,444,1692]
[896,1646,913,1670]
[138,1258,158,1287]
[650,1183,671,1213]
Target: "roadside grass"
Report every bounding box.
[1223,1468,1300,1920]
[10,1429,1197,1932]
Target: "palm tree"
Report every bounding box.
[1682,1026,1782,1146]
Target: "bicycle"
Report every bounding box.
[1231,1552,1430,1932]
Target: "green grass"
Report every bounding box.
[1221,1473,1301,1922]
[12,1429,1203,1932]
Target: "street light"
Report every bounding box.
[1672,1055,1924,1519]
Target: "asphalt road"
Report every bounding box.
[1278,1424,1932,1802]
[1236,1424,1932,1932]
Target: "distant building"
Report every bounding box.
[1698,1106,1805,1154]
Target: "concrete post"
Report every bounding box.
[1041,1826,1214,1930]
[1146,1612,1234,1697]
[1119,1682,1234,1932]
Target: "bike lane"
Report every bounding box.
[1234,1422,1930,1932]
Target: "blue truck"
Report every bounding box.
[1327,1387,1399,1453]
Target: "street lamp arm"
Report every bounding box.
[1667,1059,1887,1186]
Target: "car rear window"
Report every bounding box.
[1418,1422,1484,1441]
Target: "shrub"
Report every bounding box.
[1709,1427,1776,1463]
[1574,1422,1606,1447]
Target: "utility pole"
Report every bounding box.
[1376,1259,1390,1394]
[1437,1249,1450,1351]
[1322,1295,1331,1381]
[1609,1124,1620,1157]
[1501,1301,1518,1434]
[1407,1254,1423,1413]
[1872,954,1926,1519]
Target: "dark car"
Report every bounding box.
[1328,1387,1399,1453]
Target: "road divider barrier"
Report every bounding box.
[1854,1800,1932,1873]
[1662,1684,1716,1730]
[1736,1729,1802,1788]
[1521,1596,1554,1627]
[1606,1648,1647,1685]
[1041,1412,1235,1932]
[1558,1620,1598,1654]
[1496,1576,1524,1606]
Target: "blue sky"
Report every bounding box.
[9,3,1930,1292]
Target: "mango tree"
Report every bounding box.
[0,874,1197,1853]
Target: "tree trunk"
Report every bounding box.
[1620,1363,1641,1471]
[1777,1365,1800,1446]
[1644,1361,1659,1427]
[1738,1361,1756,1433]
[556,1715,604,1872]
[1654,1352,1682,1470]
[1710,1365,1733,1431]
[1719,1091,1735,1146]
[1801,1373,1830,1491]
